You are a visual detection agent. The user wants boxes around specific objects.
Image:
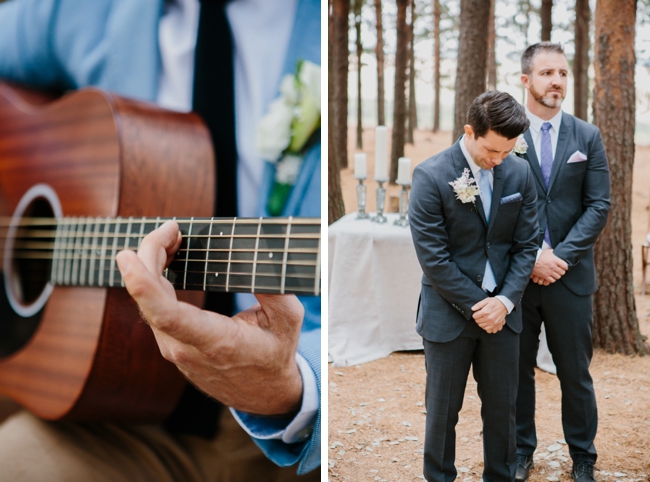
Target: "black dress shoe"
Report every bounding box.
[515,454,534,482]
[572,461,596,482]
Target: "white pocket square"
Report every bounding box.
[567,150,588,163]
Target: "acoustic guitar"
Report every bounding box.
[0,83,321,423]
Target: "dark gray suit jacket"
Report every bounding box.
[522,112,610,296]
[409,140,539,343]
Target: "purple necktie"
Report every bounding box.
[540,122,553,246]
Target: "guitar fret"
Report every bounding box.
[203,219,213,291]
[280,217,292,295]
[108,218,120,287]
[251,218,262,293]
[88,218,99,285]
[71,217,85,285]
[79,217,92,285]
[182,218,193,290]
[225,219,236,292]
[51,220,63,284]
[63,218,76,285]
[121,217,134,288]
[98,218,110,287]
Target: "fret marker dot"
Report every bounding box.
[214,273,219,277]
[269,253,273,258]
[220,232,223,236]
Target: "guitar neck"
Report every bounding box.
[16,216,321,296]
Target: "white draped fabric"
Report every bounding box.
[328,213,422,366]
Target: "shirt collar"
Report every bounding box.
[526,108,563,134]
[459,134,484,177]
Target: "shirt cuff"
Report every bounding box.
[229,353,318,444]
[495,295,514,314]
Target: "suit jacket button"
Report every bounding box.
[539,228,544,234]
[486,242,491,248]
[546,198,552,203]
[477,275,483,282]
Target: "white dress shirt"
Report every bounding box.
[156,0,316,444]
[459,136,515,314]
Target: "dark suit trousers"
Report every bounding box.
[423,321,518,482]
[516,281,598,463]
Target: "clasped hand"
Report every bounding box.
[530,249,568,286]
[115,221,304,417]
[471,297,507,334]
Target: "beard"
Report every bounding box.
[530,82,565,109]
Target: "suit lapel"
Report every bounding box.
[451,141,487,227]
[547,112,571,193]
[487,163,504,236]
[523,129,546,193]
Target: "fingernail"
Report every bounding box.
[116,254,130,275]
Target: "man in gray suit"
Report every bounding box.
[409,91,539,482]
[514,42,610,482]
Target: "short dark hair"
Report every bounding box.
[466,91,529,140]
[521,42,565,75]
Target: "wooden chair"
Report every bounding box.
[641,233,650,296]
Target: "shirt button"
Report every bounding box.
[298,427,313,441]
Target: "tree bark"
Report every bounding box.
[432,0,441,132]
[329,0,346,223]
[573,0,590,121]
[375,0,385,126]
[332,0,350,169]
[486,0,497,91]
[407,0,417,144]
[592,0,648,355]
[540,0,553,41]
[389,0,409,183]
[355,0,363,149]
[452,0,490,142]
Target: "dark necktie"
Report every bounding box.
[165,0,236,439]
[540,122,553,246]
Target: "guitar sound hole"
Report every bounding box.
[10,198,54,305]
[1,187,59,358]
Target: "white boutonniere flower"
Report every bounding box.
[512,135,528,156]
[256,60,321,215]
[449,168,481,204]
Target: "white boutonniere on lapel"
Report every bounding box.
[449,168,481,208]
[256,59,321,215]
[512,135,528,157]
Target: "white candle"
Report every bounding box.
[397,157,411,184]
[354,153,367,179]
[375,126,388,181]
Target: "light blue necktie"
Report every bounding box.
[540,122,553,246]
[478,169,497,291]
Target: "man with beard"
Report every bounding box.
[514,42,610,482]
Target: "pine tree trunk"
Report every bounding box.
[521,0,531,104]
[333,0,350,169]
[355,0,363,149]
[375,0,385,126]
[452,0,490,142]
[592,0,648,355]
[329,0,346,224]
[540,0,552,41]
[407,0,416,144]
[390,0,409,184]
[433,0,440,133]
[486,0,497,91]
[574,0,590,121]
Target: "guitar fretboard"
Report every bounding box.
[15,217,321,296]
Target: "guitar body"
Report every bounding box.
[0,83,215,422]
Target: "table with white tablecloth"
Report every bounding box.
[328,212,423,366]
